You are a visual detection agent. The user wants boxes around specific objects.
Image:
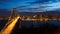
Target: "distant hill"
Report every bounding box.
[0,9,60,16]
[19,10,60,16]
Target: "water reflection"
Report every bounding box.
[20,20,60,28]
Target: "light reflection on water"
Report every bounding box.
[19,20,60,28]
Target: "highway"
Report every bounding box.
[0,16,20,34]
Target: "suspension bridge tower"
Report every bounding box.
[0,8,20,34]
[9,8,20,20]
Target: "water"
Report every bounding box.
[19,20,60,28]
[20,20,44,28]
[0,20,60,34]
[47,20,60,26]
[11,20,60,34]
[0,20,60,30]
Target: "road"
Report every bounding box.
[0,16,20,34]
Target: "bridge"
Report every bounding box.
[0,7,60,34]
[0,8,20,34]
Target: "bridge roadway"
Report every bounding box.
[0,16,20,34]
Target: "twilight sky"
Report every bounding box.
[0,0,60,12]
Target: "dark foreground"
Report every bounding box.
[11,20,60,34]
[11,26,60,34]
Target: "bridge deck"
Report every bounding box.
[0,16,19,34]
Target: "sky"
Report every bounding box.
[0,0,60,12]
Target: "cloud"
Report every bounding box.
[0,0,60,12]
[18,1,60,12]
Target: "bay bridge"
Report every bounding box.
[0,8,46,34]
[0,8,20,34]
[0,8,60,34]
